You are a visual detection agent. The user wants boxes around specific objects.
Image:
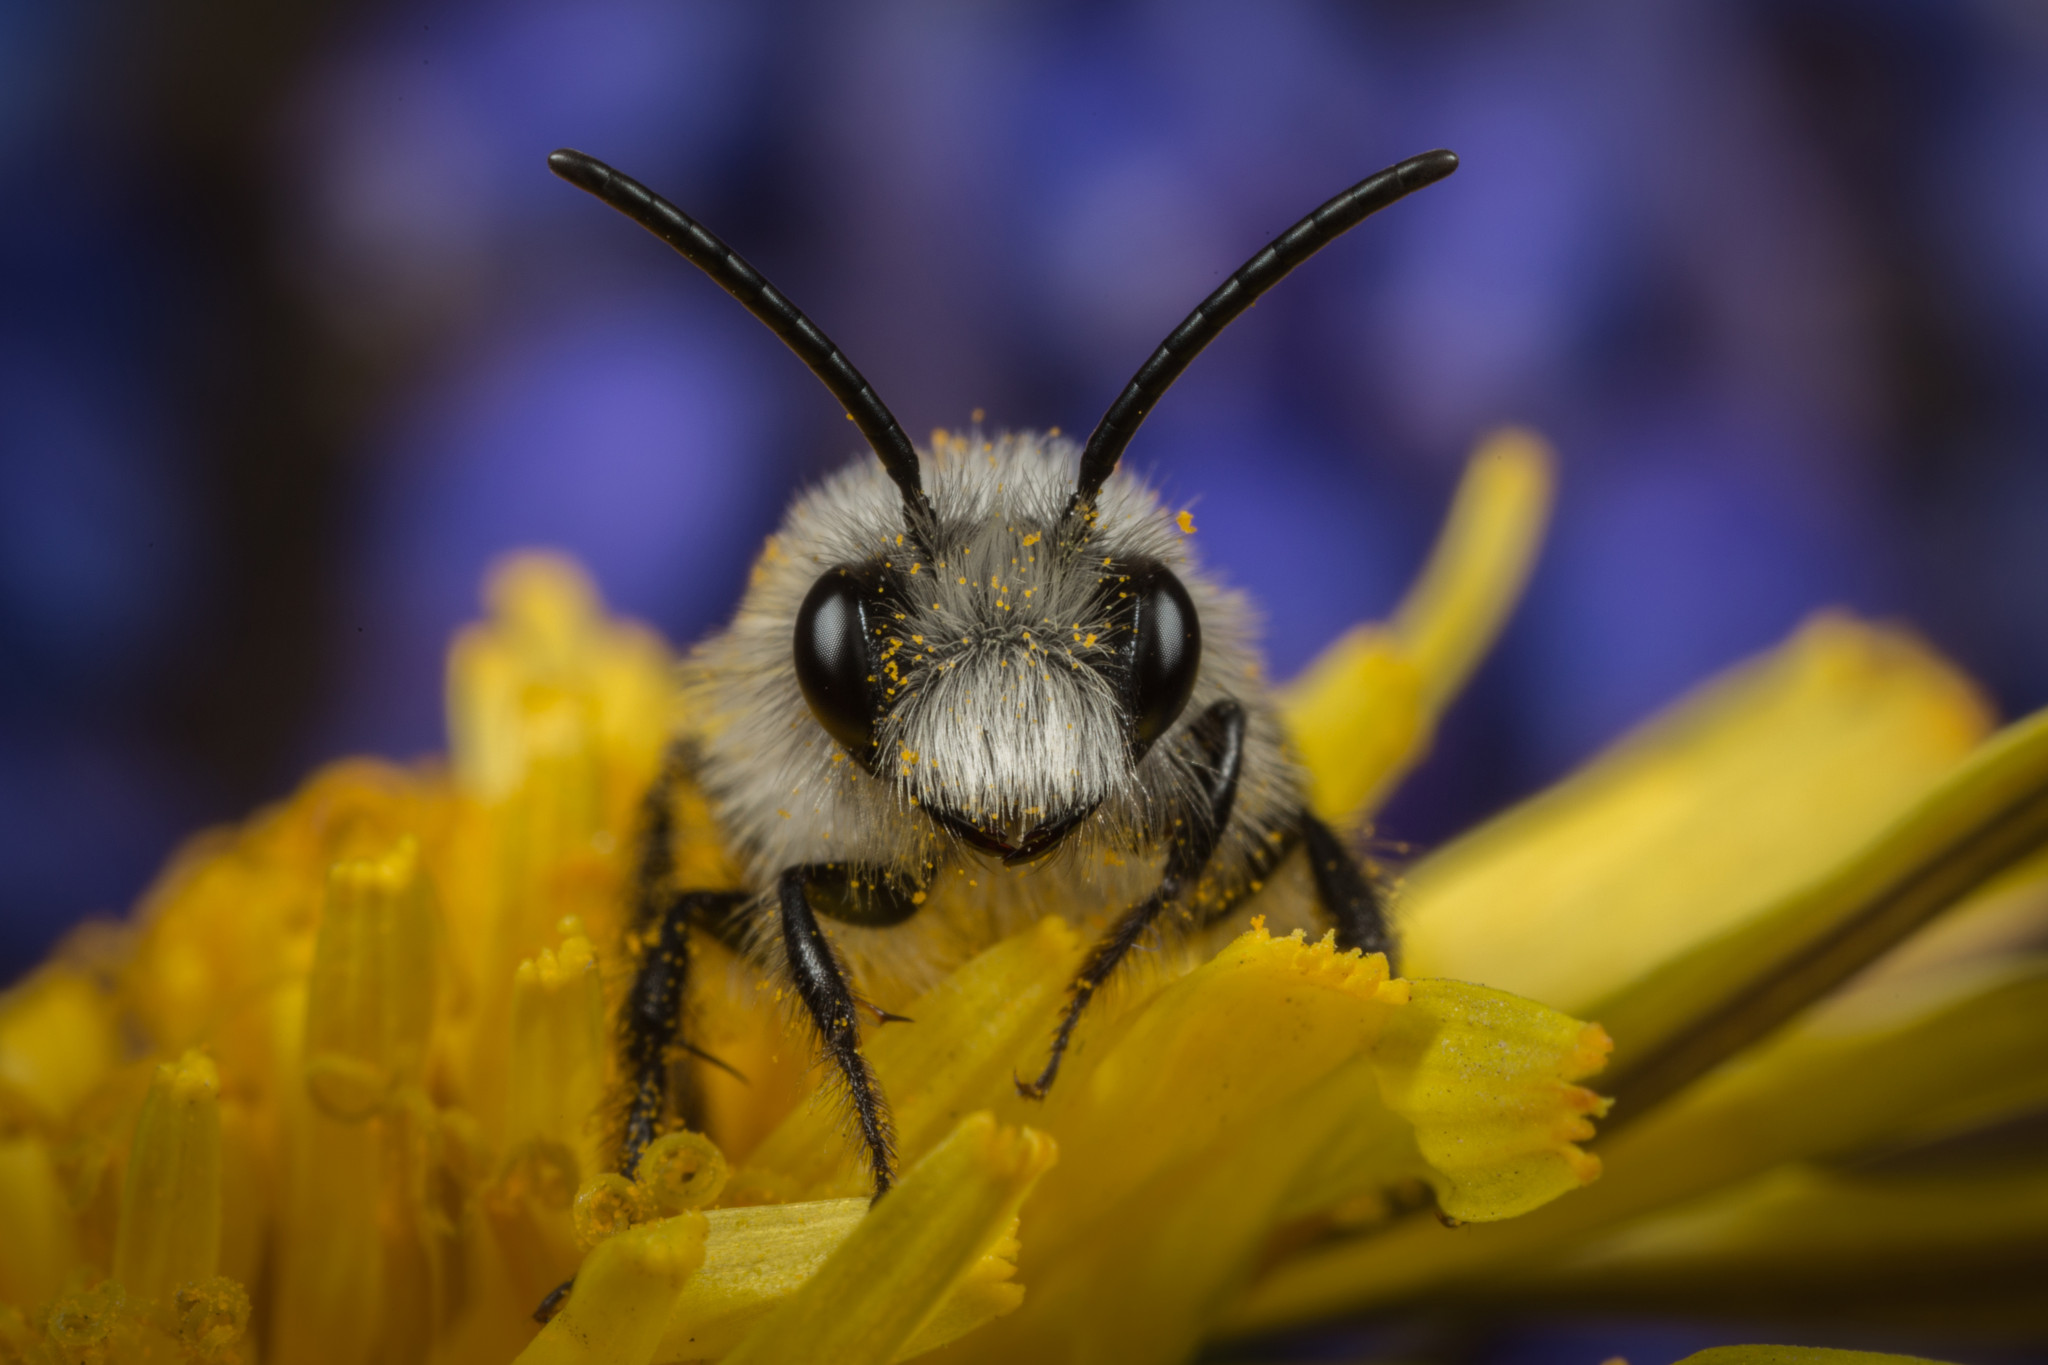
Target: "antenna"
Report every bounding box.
[549,149,936,531]
[1070,149,1459,520]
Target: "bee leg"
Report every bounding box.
[611,745,754,1176]
[539,752,745,1323]
[617,887,749,1177]
[779,866,901,1196]
[1018,698,1246,1101]
[1299,811,1396,969]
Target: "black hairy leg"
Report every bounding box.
[613,744,754,1177]
[1018,697,1247,1101]
[1184,809,1395,968]
[616,888,748,1178]
[537,750,747,1323]
[1299,811,1397,970]
[779,866,903,1196]
[538,889,746,1327]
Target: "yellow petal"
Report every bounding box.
[506,930,608,1182]
[1369,980,1612,1222]
[1604,700,2048,1115]
[1281,428,1552,828]
[1387,428,1555,716]
[652,1198,1023,1362]
[447,551,673,811]
[656,1198,866,1360]
[963,1078,1379,1365]
[1020,929,1406,1258]
[0,1137,79,1307]
[517,1213,709,1365]
[1532,1160,2048,1329]
[113,1050,223,1305]
[1399,614,1991,1061]
[1677,1349,1959,1365]
[723,1113,1054,1365]
[738,916,1085,1199]
[893,1224,1026,1361]
[0,966,121,1130]
[304,837,438,1120]
[0,973,116,1302]
[274,844,454,1365]
[271,1082,385,1365]
[943,936,1605,1365]
[446,555,680,1135]
[1222,918,2048,1331]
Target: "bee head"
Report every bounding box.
[790,453,1202,863]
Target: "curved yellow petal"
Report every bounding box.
[652,1198,1023,1362]
[1389,428,1555,716]
[1018,927,1404,1260]
[738,916,1085,1200]
[1281,428,1553,828]
[1678,1349,1957,1365]
[1400,615,1992,1061]
[1372,980,1611,1222]
[723,1113,1054,1365]
[1602,701,2048,1115]
[517,1213,709,1365]
[936,929,1606,1365]
[656,1198,865,1361]
[1222,921,2048,1332]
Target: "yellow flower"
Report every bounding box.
[0,426,2037,1363]
[1223,607,2048,1345]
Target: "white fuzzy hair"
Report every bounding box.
[682,430,1310,993]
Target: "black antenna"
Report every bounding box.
[548,149,935,530]
[1069,149,1460,519]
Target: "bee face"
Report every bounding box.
[786,437,1204,862]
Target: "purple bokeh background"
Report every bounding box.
[9,2,2048,976]
[5,2,2048,1358]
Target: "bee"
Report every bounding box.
[547,146,1458,1199]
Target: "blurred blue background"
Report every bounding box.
[5,4,2048,1013]
[5,1,2048,1359]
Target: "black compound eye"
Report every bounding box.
[794,564,889,758]
[1122,562,1202,757]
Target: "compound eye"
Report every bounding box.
[1125,563,1202,756]
[793,565,886,756]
